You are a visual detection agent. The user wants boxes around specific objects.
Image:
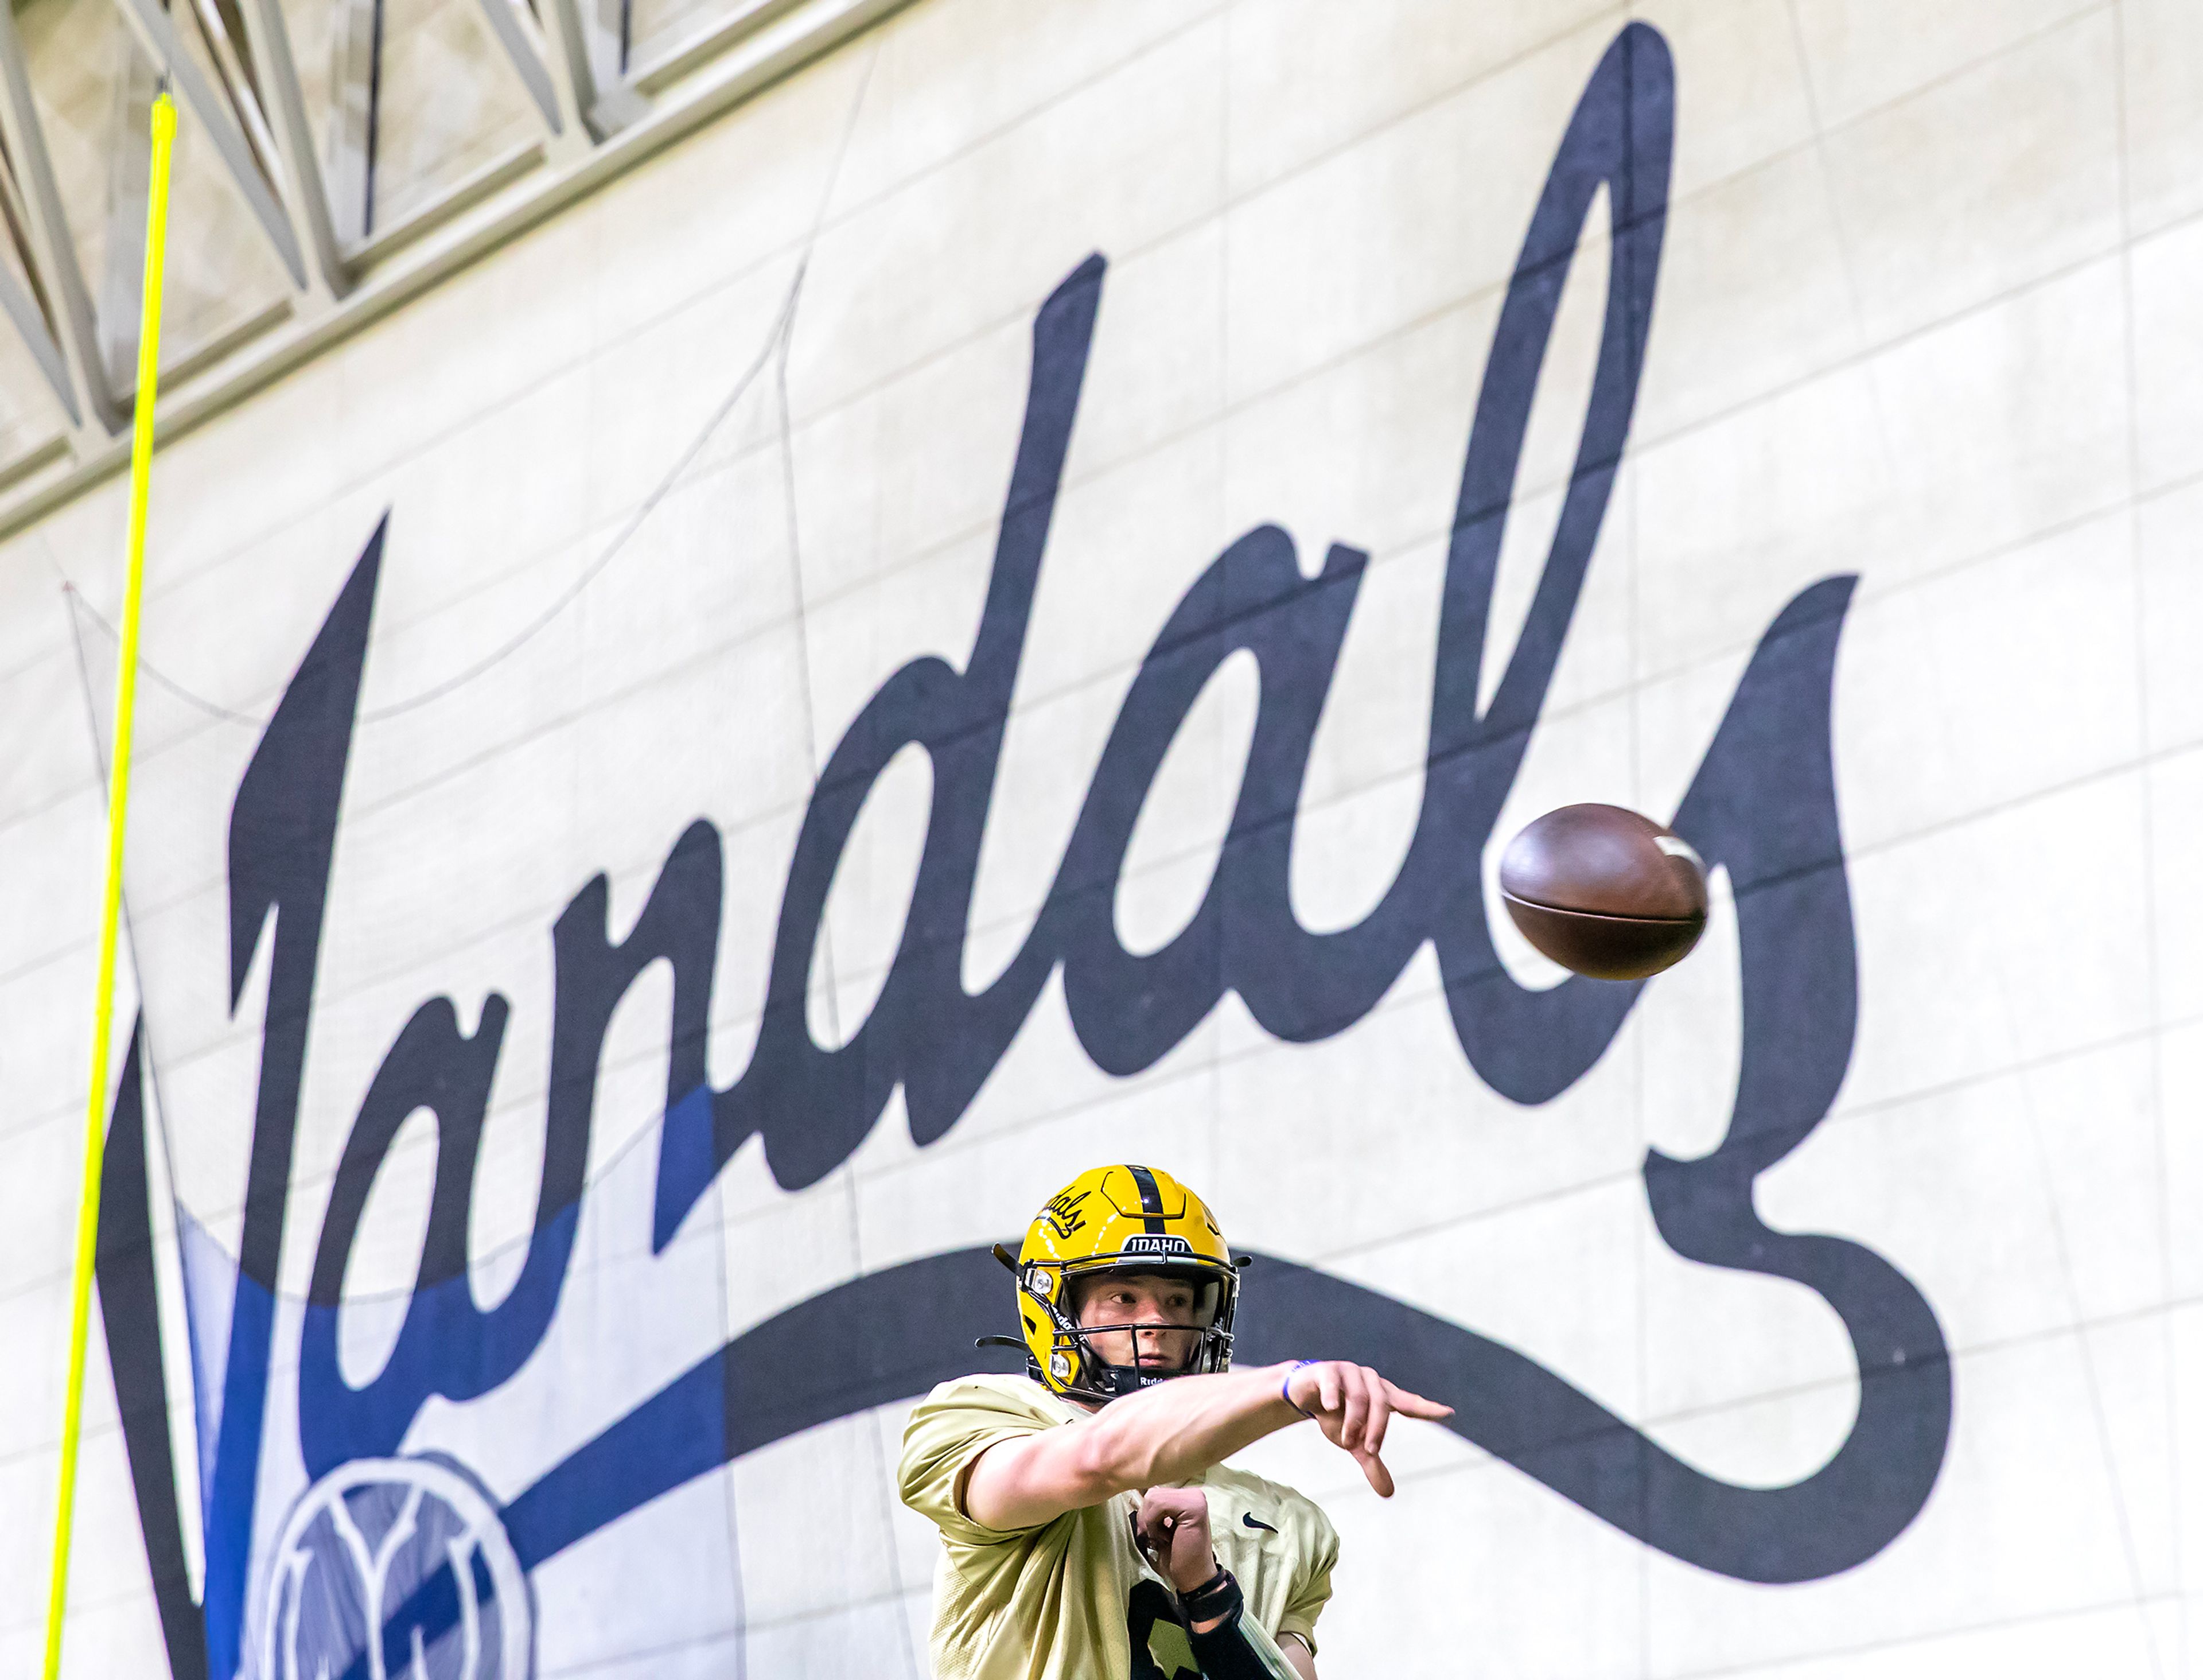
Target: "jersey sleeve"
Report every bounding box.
[896,1377,1058,1546]
[1275,1500,1340,1655]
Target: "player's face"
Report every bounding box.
[1075,1273,1202,1373]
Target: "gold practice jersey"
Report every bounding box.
[898,1373,1338,1680]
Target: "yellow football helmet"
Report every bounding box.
[1007,1164,1240,1403]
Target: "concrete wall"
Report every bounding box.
[0,0,2197,1674]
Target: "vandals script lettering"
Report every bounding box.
[90,28,1950,1680]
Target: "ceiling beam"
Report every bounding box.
[473,0,570,145]
[229,0,351,301]
[535,0,647,147]
[0,252,78,427]
[0,5,119,434]
[0,138,79,426]
[111,0,310,290]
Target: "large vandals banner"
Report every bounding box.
[66,25,1963,1678]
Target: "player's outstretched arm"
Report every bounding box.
[963,1360,1451,1530]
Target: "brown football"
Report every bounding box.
[1498,803,1708,981]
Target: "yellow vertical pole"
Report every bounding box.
[42,86,176,1680]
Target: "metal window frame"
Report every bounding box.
[472,0,566,141]
[324,0,379,244]
[111,0,309,287]
[233,0,351,297]
[0,1,122,433]
[0,208,77,426]
[0,0,909,527]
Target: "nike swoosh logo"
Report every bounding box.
[1243,1513,1278,1534]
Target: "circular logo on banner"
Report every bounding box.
[255,1455,533,1680]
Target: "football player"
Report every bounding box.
[899,1164,1452,1678]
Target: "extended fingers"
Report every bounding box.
[1338,1369,1371,1453]
[1355,1444,1396,1499]
[1337,1366,1392,1454]
[1359,1367,1394,1460]
[1384,1381,1456,1421]
[1302,1362,1455,1482]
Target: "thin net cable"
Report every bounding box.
[360,269,803,723]
[57,263,806,732]
[1893,570,2168,1676]
[63,582,263,727]
[60,30,931,1675]
[53,553,189,1187]
[1773,0,2162,1655]
[40,30,880,1293]
[1994,961,2169,1679]
[2105,0,2178,1660]
[761,40,901,1680]
[731,32,901,1678]
[754,29,925,1680]
[57,566,213,1570]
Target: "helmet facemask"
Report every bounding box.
[1021,1261,1237,1404]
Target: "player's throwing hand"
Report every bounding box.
[1132,1487,1218,1594]
[1283,1360,1454,1499]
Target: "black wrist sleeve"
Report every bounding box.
[1177,1567,1237,1624]
[1186,1601,1274,1680]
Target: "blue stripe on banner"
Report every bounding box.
[334,1219,1947,1680]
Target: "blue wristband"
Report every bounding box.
[1281,1360,1320,1419]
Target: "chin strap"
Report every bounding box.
[1096,1358,1190,1396]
